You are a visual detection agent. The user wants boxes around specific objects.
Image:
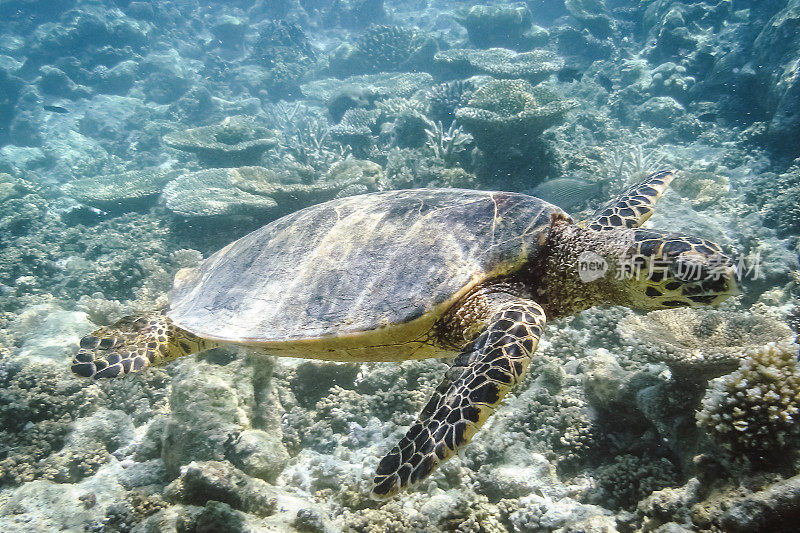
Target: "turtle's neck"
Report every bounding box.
[529,220,629,319]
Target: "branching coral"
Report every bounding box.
[619,308,793,381]
[600,144,668,190]
[264,103,352,171]
[329,108,381,154]
[697,341,800,462]
[424,121,473,168]
[427,80,475,125]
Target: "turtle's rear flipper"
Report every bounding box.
[371,299,546,499]
[71,312,211,379]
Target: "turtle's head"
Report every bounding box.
[615,229,739,310]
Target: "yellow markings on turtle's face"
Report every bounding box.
[620,232,738,311]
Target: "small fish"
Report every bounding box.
[43,105,69,114]
[530,178,603,211]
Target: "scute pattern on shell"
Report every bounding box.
[167,189,562,344]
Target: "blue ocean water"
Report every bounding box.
[0,1,799,531]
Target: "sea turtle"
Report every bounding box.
[71,170,738,498]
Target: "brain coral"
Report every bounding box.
[619,308,793,381]
[697,341,800,462]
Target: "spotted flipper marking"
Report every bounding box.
[587,169,675,230]
[372,299,546,498]
[71,312,213,379]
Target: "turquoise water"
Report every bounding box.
[1,1,799,531]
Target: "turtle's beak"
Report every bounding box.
[679,253,739,307]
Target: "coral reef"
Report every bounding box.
[0,0,798,530]
[591,454,680,510]
[62,169,178,212]
[619,308,793,381]
[700,473,800,532]
[160,354,281,478]
[434,48,564,85]
[697,341,800,463]
[427,80,475,125]
[165,460,278,517]
[455,79,575,186]
[329,24,438,77]
[162,116,281,167]
[249,21,318,101]
[454,4,534,50]
[758,163,800,238]
[753,1,800,158]
[321,0,387,30]
[0,362,103,486]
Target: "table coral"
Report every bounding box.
[434,48,564,84]
[456,79,575,141]
[162,167,279,218]
[301,72,434,105]
[63,169,179,212]
[619,308,793,381]
[455,79,575,185]
[162,116,281,167]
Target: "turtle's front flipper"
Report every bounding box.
[372,299,546,499]
[588,169,675,230]
[71,312,214,379]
